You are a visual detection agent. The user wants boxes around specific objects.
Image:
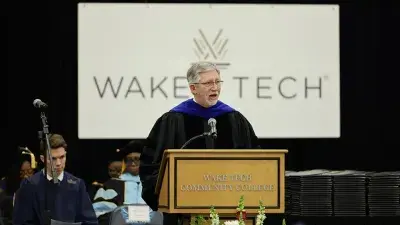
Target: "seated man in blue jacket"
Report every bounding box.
[13,134,98,225]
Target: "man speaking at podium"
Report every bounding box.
[139,61,260,224]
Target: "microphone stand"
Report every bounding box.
[38,111,58,225]
[40,112,59,183]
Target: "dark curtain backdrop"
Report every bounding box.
[6,0,398,184]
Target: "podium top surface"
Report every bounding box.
[164,149,288,153]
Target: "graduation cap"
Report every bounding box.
[116,140,144,172]
[19,146,37,169]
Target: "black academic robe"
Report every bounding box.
[0,174,34,221]
[13,171,98,225]
[92,179,125,225]
[139,99,260,224]
[0,177,16,220]
[93,179,125,206]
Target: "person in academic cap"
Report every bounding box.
[12,134,98,225]
[139,61,261,224]
[92,140,163,225]
[0,147,37,221]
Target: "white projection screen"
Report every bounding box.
[78,3,340,139]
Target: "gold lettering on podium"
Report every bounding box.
[175,159,279,207]
[180,174,274,192]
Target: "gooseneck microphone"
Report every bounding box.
[180,118,217,149]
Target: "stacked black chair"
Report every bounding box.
[368,171,400,217]
[286,170,333,216]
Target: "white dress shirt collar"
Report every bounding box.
[43,169,64,181]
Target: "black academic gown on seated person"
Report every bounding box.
[13,171,98,225]
[139,99,260,224]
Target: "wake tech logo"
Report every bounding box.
[192,29,230,69]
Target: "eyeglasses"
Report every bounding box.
[192,80,224,87]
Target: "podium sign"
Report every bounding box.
[155,150,287,214]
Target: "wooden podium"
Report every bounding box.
[155,149,288,223]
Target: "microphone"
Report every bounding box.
[208,118,217,139]
[33,99,48,109]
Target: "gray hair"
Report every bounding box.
[187,61,220,84]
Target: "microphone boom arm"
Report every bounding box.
[180,132,212,149]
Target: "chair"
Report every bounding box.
[50,219,82,225]
[0,209,5,225]
[0,190,5,225]
[0,209,12,225]
[0,194,12,225]
[109,204,163,225]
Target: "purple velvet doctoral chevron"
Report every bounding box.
[170,98,235,119]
